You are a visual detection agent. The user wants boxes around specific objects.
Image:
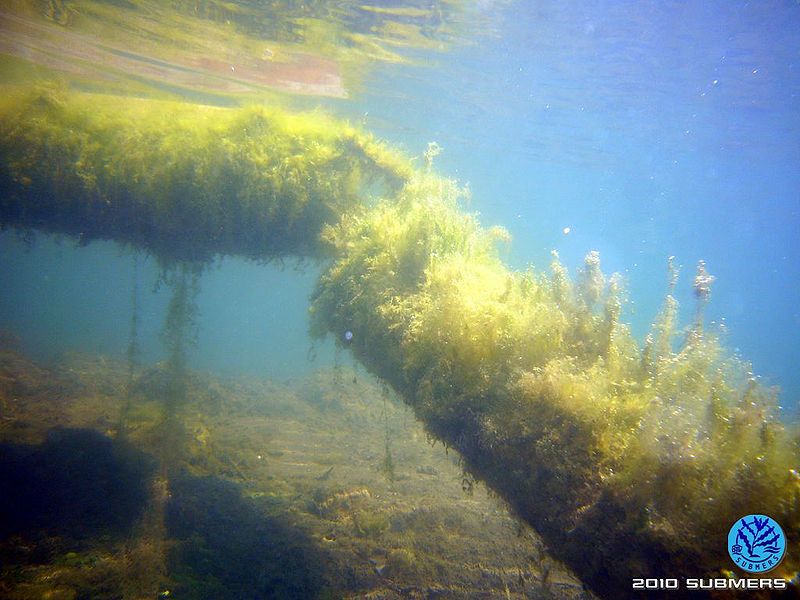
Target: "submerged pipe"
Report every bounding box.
[308,177,798,597]
[0,86,410,263]
[1,88,797,598]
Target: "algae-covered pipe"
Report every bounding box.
[309,177,799,597]
[0,86,410,262]
[1,88,797,598]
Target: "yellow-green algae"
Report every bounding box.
[0,86,410,262]
[0,87,797,597]
[309,174,799,596]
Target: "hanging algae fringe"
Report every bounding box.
[0,86,410,262]
[1,87,798,598]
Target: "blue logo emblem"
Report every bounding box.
[727,515,786,573]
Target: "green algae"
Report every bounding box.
[0,85,410,262]
[160,264,200,414]
[309,172,799,595]
[0,85,796,597]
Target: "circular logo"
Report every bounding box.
[727,515,786,573]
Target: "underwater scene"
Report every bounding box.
[0,1,798,598]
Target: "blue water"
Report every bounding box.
[345,0,800,411]
[0,0,798,410]
[0,235,336,379]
